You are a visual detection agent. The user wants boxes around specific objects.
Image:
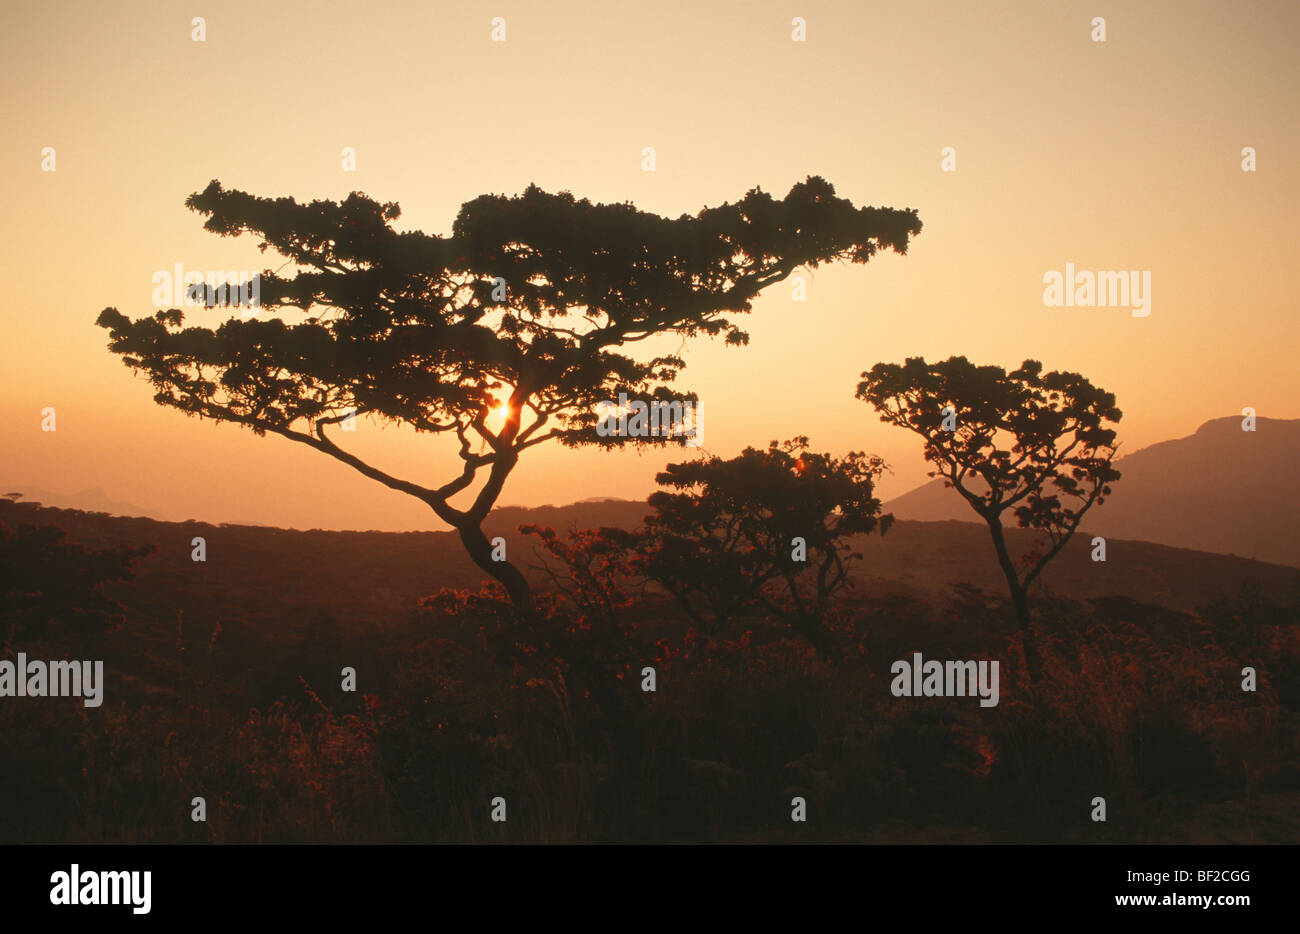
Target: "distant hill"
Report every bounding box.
[1,486,163,520]
[884,416,1300,568]
[3,497,1296,647]
[3,494,1297,721]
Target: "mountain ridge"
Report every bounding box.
[884,415,1300,568]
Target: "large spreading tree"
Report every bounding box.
[856,356,1121,665]
[98,177,920,614]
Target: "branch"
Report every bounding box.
[266,420,468,527]
[1021,483,1106,591]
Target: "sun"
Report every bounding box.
[491,402,514,422]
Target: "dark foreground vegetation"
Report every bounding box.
[1,498,1297,844]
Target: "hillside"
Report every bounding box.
[3,497,1296,650]
[3,497,1297,845]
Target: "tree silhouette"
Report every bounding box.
[642,438,891,649]
[97,178,920,614]
[856,356,1120,668]
[536,438,891,650]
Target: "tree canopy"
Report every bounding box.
[526,438,891,651]
[856,356,1121,652]
[98,177,921,611]
[634,438,891,647]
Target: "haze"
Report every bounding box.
[1,0,1296,530]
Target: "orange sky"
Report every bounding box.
[2,0,1297,531]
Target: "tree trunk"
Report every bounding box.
[455,522,535,619]
[1011,583,1042,680]
[984,516,1041,679]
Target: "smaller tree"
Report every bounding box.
[856,356,1121,668]
[563,438,891,650]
